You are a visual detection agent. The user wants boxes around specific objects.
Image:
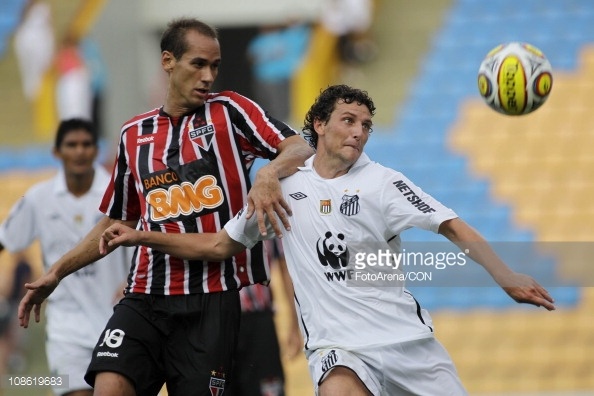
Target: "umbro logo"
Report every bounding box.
[289,192,307,200]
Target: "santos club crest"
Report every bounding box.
[340,194,360,216]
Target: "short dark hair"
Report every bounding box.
[55,118,97,150]
[160,18,218,60]
[302,85,376,149]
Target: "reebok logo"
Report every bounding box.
[137,136,155,145]
[97,351,119,358]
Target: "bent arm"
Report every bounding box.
[439,217,555,310]
[248,135,314,236]
[261,135,314,179]
[101,223,246,262]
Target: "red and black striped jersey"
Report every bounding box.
[100,90,298,295]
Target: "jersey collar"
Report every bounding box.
[53,164,108,195]
[299,152,372,173]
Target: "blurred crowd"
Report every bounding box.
[10,0,106,139]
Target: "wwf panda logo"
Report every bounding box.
[316,231,349,269]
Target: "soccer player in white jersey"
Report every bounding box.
[0,118,130,396]
[99,85,555,396]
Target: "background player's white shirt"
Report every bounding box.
[0,165,130,348]
[226,153,458,351]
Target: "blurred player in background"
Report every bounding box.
[0,253,32,377]
[18,17,313,395]
[99,84,555,396]
[228,237,301,396]
[0,118,130,396]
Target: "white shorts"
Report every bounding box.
[307,337,467,396]
[46,338,94,395]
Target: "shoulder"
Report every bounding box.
[208,91,257,107]
[92,166,112,186]
[121,108,160,132]
[354,159,403,181]
[25,177,55,198]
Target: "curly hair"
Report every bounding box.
[302,85,376,149]
[160,18,218,60]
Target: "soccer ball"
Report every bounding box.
[477,42,553,116]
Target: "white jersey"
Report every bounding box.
[0,166,130,348]
[225,153,458,351]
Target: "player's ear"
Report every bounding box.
[161,51,175,73]
[313,118,326,136]
[52,145,61,159]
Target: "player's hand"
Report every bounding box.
[17,272,60,328]
[247,165,291,237]
[100,223,140,254]
[498,272,555,310]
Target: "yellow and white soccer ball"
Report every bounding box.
[478,42,553,116]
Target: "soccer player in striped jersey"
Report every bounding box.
[99,85,555,396]
[18,18,313,396]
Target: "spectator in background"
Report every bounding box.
[13,0,55,102]
[55,33,93,121]
[247,21,311,124]
[80,37,108,138]
[228,238,302,396]
[320,0,377,65]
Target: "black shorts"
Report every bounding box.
[85,291,240,396]
[225,310,285,396]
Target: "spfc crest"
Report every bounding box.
[340,194,360,216]
[209,371,225,396]
[319,199,332,214]
[188,124,215,150]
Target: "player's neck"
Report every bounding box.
[312,155,351,179]
[65,169,95,197]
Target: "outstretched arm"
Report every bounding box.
[438,217,555,311]
[18,216,138,328]
[100,223,246,262]
[247,135,314,237]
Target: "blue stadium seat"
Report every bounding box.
[384,0,589,310]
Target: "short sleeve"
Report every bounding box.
[224,206,275,248]
[383,170,458,234]
[0,195,37,251]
